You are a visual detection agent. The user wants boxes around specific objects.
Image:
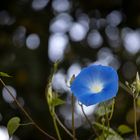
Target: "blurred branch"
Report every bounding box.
[71,94,76,140]
[119,82,132,95]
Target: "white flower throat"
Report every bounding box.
[90,82,103,93]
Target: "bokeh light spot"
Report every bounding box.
[32,0,49,11]
[52,70,69,93]
[2,85,17,103]
[50,13,72,33]
[0,10,15,25]
[122,29,140,54]
[106,10,122,26]
[69,22,87,41]
[67,63,81,84]
[13,26,26,47]
[0,126,9,140]
[48,33,68,62]
[26,33,40,50]
[52,0,70,13]
[87,30,103,48]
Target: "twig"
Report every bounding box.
[0,78,56,140]
[19,122,34,126]
[80,104,98,137]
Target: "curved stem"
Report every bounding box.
[0,78,56,140]
[54,113,74,138]
[133,98,138,140]
[52,113,61,140]
[71,94,76,140]
[108,99,115,121]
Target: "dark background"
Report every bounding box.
[0,0,140,139]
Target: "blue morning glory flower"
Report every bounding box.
[70,65,119,106]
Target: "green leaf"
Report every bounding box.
[7,117,21,136]
[0,72,12,77]
[51,97,65,107]
[118,124,133,134]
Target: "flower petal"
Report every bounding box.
[70,65,118,106]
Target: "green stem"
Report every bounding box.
[48,106,62,140]
[54,113,74,139]
[0,78,56,140]
[101,117,106,140]
[52,113,61,140]
[19,122,34,126]
[103,103,110,139]
[71,94,76,140]
[133,98,138,140]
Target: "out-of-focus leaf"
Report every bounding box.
[51,97,65,107]
[0,72,12,77]
[7,117,20,136]
[136,72,140,93]
[95,134,123,140]
[106,134,123,140]
[95,99,115,117]
[137,97,140,107]
[95,105,111,117]
[95,134,104,140]
[118,124,133,134]
[94,122,123,140]
[93,122,116,135]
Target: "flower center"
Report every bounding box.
[90,82,103,93]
